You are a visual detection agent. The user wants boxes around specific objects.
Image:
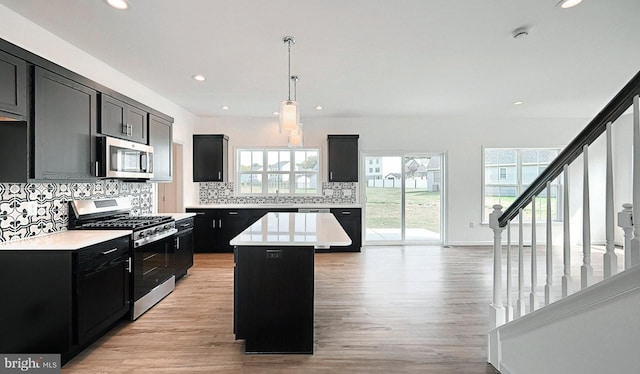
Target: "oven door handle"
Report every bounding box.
[133,228,178,248]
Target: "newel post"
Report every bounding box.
[489,204,506,329]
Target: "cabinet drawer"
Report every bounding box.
[76,237,130,269]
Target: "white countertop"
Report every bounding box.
[186,204,361,210]
[0,230,132,251]
[230,212,351,247]
[155,212,196,221]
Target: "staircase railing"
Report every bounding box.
[488,70,640,331]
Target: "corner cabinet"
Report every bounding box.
[328,135,359,182]
[99,93,148,144]
[330,208,362,252]
[33,67,98,181]
[193,134,228,182]
[149,114,173,182]
[0,50,27,117]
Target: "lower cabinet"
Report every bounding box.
[0,237,130,365]
[188,208,253,253]
[188,207,362,253]
[330,208,362,252]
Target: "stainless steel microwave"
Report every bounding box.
[97,136,154,180]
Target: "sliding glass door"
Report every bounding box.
[364,153,444,244]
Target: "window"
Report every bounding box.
[237,148,319,195]
[483,148,561,223]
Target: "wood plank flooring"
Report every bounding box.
[63,246,500,373]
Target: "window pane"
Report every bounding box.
[239,150,263,171]
[294,173,318,193]
[498,150,517,164]
[267,174,290,193]
[522,165,539,184]
[239,173,262,194]
[294,150,319,171]
[268,151,290,171]
[522,150,538,164]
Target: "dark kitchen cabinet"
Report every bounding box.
[0,236,130,365]
[328,135,359,182]
[0,120,28,182]
[100,93,148,144]
[187,208,252,253]
[149,114,173,182]
[0,50,27,117]
[188,208,256,253]
[33,67,98,181]
[330,208,362,252]
[174,216,194,279]
[193,134,228,182]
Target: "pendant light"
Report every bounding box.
[279,36,300,133]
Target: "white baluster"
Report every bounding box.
[489,204,506,328]
[630,95,640,268]
[530,197,538,312]
[516,208,526,317]
[618,204,634,269]
[505,222,513,322]
[604,122,618,278]
[562,165,572,297]
[581,144,593,289]
[545,181,553,305]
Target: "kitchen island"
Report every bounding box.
[230,212,351,354]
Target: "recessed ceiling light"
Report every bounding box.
[221,105,230,110]
[512,27,529,39]
[105,0,130,10]
[192,74,205,82]
[273,111,279,116]
[315,106,323,110]
[557,0,582,9]
[513,101,524,105]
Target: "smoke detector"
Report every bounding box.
[512,27,530,39]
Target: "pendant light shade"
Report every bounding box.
[280,100,300,133]
[288,124,304,147]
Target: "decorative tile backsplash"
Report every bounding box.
[0,180,153,242]
[199,182,358,205]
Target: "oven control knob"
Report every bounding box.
[139,231,145,238]
[164,224,171,230]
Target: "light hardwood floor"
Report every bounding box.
[63,246,500,373]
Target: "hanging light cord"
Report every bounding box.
[284,36,295,102]
[292,75,299,101]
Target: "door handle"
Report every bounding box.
[212,220,216,228]
[95,161,99,176]
[122,123,127,135]
[102,248,118,255]
[228,211,238,215]
[218,171,221,180]
[341,211,352,215]
[219,219,223,228]
[330,171,333,180]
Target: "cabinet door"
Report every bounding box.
[33,67,97,180]
[328,135,359,182]
[126,105,148,144]
[217,209,251,253]
[175,229,194,280]
[193,134,228,182]
[149,114,173,182]
[99,94,127,139]
[0,50,27,116]
[189,209,219,253]
[99,94,148,144]
[330,208,362,252]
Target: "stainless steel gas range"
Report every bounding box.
[69,197,177,320]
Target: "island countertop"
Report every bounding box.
[230,212,351,247]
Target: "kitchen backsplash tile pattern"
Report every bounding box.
[0,180,153,242]
[199,182,358,205]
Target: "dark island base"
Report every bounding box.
[234,245,314,354]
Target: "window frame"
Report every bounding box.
[481,147,563,224]
[236,147,321,196]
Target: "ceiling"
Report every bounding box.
[1,0,639,120]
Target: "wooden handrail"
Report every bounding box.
[498,70,640,227]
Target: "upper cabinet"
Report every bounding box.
[33,67,98,181]
[327,135,359,182]
[0,50,27,117]
[193,134,228,182]
[99,94,148,144]
[149,114,173,182]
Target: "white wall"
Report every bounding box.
[0,4,198,208]
[196,115,586,245]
